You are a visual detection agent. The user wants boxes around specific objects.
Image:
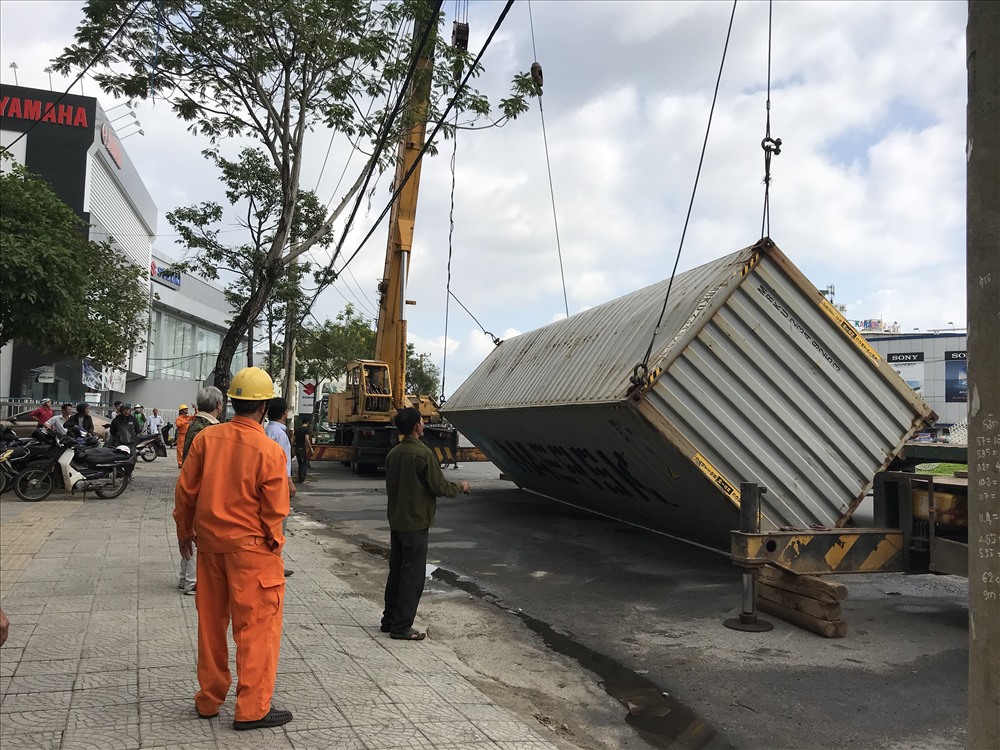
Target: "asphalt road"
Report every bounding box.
[293,458,969,750]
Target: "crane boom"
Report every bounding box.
[374,18,435,410]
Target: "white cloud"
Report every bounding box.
[0,0,970,392]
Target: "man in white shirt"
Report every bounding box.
[264,397,296,578]
[146,407,164,437]
[44,403,73,437]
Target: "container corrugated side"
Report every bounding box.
[444,249,750,408]
[444,240,935,545]
[642,245,935,530]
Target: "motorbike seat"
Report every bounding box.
[74,447,125,466]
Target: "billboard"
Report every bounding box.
[887,352,924,395]
[944,351,967,403]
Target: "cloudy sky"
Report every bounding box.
[0,0,969,395]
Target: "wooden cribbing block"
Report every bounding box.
[756,596,848,638]
[755,567,849,638]
[756,583,842,621]
[757,566,848,604]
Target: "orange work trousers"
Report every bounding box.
[193,544,285,722]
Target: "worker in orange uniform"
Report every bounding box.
[175,404,194,467]
[173,367,292,731]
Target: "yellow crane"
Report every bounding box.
[322,12,466,473]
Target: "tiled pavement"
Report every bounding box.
[0,468,560,750]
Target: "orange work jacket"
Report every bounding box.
[174,415,289,553]
[175,413,195,449]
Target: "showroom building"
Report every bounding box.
[1,84,244,417]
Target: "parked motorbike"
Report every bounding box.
[136,432,168,462]
[13,429,136,502]
[1,429,64,496]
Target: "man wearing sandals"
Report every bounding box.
[381,407,470,641]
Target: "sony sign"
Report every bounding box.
[150,260,181,289]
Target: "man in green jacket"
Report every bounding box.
[381,408,470,641]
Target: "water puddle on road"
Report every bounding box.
[357,541,730,748]
[429,567,733,750]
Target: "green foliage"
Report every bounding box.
[405,342,440,397]
[165,148,332,378]
[0,163,148,366]
[53,0,534,389]
[297,304,376,383]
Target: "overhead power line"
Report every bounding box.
[334,0,518,277]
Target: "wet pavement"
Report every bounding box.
[0,461,562,750]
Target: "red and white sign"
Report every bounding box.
[297,381,317,413]
[100,122,124,170]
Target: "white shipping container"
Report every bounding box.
[443,239,936,549]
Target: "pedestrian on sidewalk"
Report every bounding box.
[173,367,292,731]
[176,386,224,596]
[381,407,470,641]
[175,405,193,467]
[146,407,164,438]
[264,397,296,578]
[293,417,312,483]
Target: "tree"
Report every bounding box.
[54,0,534,393]
[405,342,441,397]
[297,304,376,385]
[165,147,332,380]
[0,163,148,366]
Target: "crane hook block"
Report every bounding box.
[531,62,544,94]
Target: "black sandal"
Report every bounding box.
[390,627,425,641]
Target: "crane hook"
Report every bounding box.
[530,61,543,95]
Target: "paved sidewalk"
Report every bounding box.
[0,467,560,750]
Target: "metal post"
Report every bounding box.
[967,2,1000,745]
[725,482,773,632]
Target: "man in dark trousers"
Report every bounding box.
[293,417,312,483]
[380,408,470,641]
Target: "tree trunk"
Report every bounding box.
[212,262,280,395]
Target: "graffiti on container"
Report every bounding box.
[494,440,677,507]
[756,282,844,373]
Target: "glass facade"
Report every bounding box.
[146,310,246,381]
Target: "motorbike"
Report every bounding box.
[13,429,136,502]
[136,432,168,462]
[1,428,64,496]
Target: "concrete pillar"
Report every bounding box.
[967,2,1000,747]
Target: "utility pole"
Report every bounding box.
[281,262,299,415]
[967,2,1000,747]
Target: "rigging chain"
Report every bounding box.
[627,0,738,398]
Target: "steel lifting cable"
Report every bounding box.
[627,0,739,397]
[760,0,781,239]
[449,291,502,346]
[440,7,470,404]
[527,0,569,319]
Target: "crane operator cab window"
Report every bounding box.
[346,362,392,416]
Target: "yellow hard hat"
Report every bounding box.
[228,366,276,400]
[178,404,188,411]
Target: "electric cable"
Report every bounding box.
[628,0,738,396]
[1,0,145,156]
[299,1,444,319]
[334,0,517,278]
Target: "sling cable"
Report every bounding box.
[527,0,569,319]
[627,0,739,398]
